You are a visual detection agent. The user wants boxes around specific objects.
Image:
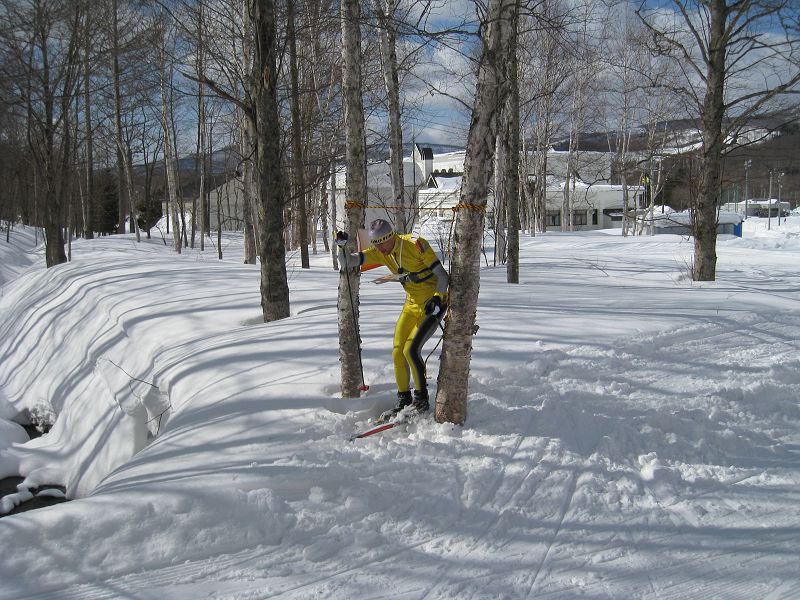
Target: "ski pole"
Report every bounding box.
[425,310,447,364]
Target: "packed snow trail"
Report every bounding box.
[1,227,799,599]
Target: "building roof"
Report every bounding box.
[334,159,426,190]
[415,144,433,161]
[746,198,789,206]
[424,174,462,191]
[652,210,744,228]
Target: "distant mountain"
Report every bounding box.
[133,146,242,179]
[175,147,243,175]
[551,111,799,155]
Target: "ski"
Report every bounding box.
[348,407,421,441]
[374,407,398,425]
[349,421,403,441]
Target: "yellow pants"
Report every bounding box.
[392,301,442,393]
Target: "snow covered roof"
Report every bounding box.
[746,198,789,206]
[414,144,433,160]
[652,210,744,227]
[335,159,426,190]
[425,174,462,191]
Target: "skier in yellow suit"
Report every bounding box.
[336,219,448,420]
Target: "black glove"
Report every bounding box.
[335,230,348,247]
[424,295,442,316]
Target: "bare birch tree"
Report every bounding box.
[193,0,208,251]
[240,4,259,265]
[637,0,800,280]
[519,0,566,234]
[604,4,639,236]
[177,0,291,318]
[287,0,310,269]
[371,0,408,233]
[504,6,520,283]
[253,0,291,321]
[493,125,507,266]
[80,0,96,240]
[435,0,518,426]
[155,8,182,253]
[562,0,603,232]
[110,0,127,236]
[338,0,369,397]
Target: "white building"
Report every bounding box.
[334,145,640,233]
[207,178,246,231]
[333,144,432,231]
[206,144,640,234]
[538,179,642,230]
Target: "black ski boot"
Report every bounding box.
[376,391,412,424]
[412,389,429,414]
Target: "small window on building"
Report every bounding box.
[547,211,561,227]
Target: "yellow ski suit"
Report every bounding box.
[361,235,447,394]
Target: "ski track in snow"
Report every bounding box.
[8,315,800,599]
[416,412,550,600]
[6,314,800,599]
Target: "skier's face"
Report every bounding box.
[374,236,395,254]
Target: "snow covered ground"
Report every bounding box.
[1,219,799,599]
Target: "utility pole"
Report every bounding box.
[744,159,751,218]
[412,127,417,226]
[768,169,773,230]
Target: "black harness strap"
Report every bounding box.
[399,259,441,285]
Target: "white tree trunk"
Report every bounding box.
[338,0,368,397]
[435,0,517,426]
[372,0,407,233]
[157,16,182,255]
